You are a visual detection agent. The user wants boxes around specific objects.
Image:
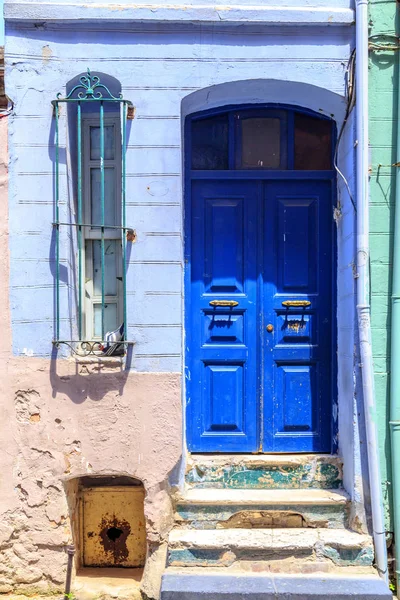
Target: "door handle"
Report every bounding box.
[209,300,239,307]
[282,300,311,308]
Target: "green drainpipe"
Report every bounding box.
[391,16,400,592]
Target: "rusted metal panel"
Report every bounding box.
[83,486,146,567]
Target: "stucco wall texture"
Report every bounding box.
[0,8,366,597]
[0,113,182,589]
[368,0,397,533]
[0,360,182,595]
[0,25,184,593]
[0,366,182,595]
[6,23,352,364]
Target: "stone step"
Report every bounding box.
[167,528,374,569]
[186,454,343,490]
[175,488,350,529]
[161,572,392,599]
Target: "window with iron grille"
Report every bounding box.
[52,69,134,356]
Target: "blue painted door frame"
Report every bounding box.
[185,106,336,454]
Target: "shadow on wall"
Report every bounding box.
[49,344,133,402]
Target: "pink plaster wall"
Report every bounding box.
[0,362,182,593]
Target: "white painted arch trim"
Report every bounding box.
[4,3,355,26]
[181,78,347,126]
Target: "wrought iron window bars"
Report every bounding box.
[52,69,134,357]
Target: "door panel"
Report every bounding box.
[187,180,259,452]
[187,178,333,453]
[277,197,317,291]
[203,311,244,344]
[204,198,245,293]
[279,364,317,431]
[263,180,332,452]
[204,363,245,432]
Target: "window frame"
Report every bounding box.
[82,115,123,342]
[188,104,335,175]
[234,108,288,170]
[52,69,134,356]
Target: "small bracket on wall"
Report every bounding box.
[126,229,137,243]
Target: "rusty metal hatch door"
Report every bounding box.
[82,487,146,567]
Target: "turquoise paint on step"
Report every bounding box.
[321,546,374,567]
[186,462,342,490]
[167,545,374,568]
[168,548,235,568]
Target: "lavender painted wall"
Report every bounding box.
[5,6,363,476]
[6,21,353,369]
[5,11,366,508]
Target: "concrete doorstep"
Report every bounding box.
[161,572,393,599]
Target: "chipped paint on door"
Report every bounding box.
[82,487,146,567]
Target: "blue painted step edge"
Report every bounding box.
[161,574,392,600]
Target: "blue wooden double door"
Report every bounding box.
[187,178,334,453]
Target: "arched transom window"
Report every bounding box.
[189,106,334,171]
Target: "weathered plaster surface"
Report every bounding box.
[4,1,355,26]
[0,361,182,594]
[5,22,352,366]
[334,107,370,534]
[0,118,15,519]
[0,145,182,595]
[0,9,375,597]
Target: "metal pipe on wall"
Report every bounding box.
[77,100,83,340]
[355,0,388,583]
[390,2,400,592]
[63,544,75,600]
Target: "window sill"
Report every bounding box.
[53,341,134,361]
[72,355,124,366]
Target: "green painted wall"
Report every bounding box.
[369,0,397,531]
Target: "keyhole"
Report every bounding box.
[107,527,123,542]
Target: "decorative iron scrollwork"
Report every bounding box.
[53,340,131,357]
[56,68,123,102]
